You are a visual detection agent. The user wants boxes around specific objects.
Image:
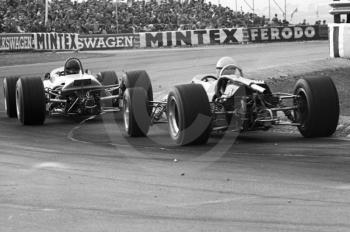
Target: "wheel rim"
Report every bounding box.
[168,96,180,138]
[295,88,308,129]
[123,98,129,132]
[4,96,7,112]
[3,81,7,113]
[15,87,21,120]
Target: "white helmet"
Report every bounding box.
[216,56,242,77]
[216,56,238,69]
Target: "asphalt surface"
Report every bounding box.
[1,41,350,232]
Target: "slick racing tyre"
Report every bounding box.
[167,84,212,146]
[99,71,119,91]
[293,76,339,137]
[16,77,46,125]
[123,87,151,137]
[3,76,19,118]
[122,70,153,114]
[99,71,119,107]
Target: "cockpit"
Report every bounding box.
[218,64,243,77]
[64,57,83,75]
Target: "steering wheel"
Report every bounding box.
[57,71,65,76]
[201,75,217,82]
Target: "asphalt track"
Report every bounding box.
[1,41,350,232]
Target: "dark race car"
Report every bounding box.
[122,57,339,146]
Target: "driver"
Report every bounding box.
[64,58,81,75]
[215,57,242,98]
[215,56,241,78]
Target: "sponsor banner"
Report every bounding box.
[247,26,320,42]
[139,28,244,48]
[33,33,79,50]
[318,25,329,39]
[78,34,138,50]
[0,34,33,51]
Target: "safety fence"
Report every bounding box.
[0,25,328,52]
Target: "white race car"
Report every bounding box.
[3,57,121,125]
[123,57,340,146]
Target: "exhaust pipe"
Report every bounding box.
[49,99,67,103]
[100,95,119,101]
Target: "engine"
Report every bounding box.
[65,90,101,115]
[213,81,280,132]
[48,86,101,116]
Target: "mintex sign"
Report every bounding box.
[32,33,138,51]
[248,26,320,42]
[139,28,244,48]
[33,33,79,50]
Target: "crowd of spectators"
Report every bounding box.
[0,0,311,34]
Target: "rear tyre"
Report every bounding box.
[99,71,119,107]
[122,70,153,113]
[99,71,119,88]
[167,84,212,146]
[3,76,19,118]
[16,77,46,125]
[293,76,339,137]
[123,87,151,137]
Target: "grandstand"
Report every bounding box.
[0,0,299,34]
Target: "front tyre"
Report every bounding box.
[167,84,212,146]
[123,87,151,137]
[122,70,153,113]
[16,77,46,125]
[3,76,19,118]
[294,76,339,137]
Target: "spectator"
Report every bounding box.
[0,0,314,34]
[272,14,279,25]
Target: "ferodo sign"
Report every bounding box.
[0,34,33,51]
[139,28,244,48]
[248,26,319,42]
[33,33,79,50]
[78,34,137,50]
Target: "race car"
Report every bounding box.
[3,57,123,125]
[123,57,340,146]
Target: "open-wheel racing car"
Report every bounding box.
[3,57,123,125]
[122,57,340,146]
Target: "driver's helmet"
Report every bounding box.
[216,56,241,77]
[64,58,81,75]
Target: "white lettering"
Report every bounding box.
[260,28,269,40]
[250,29,259,41]
[270,28,280,40]
[281,28,293,39]
[304,27,316,38]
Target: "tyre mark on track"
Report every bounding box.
[67,115,98,144]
